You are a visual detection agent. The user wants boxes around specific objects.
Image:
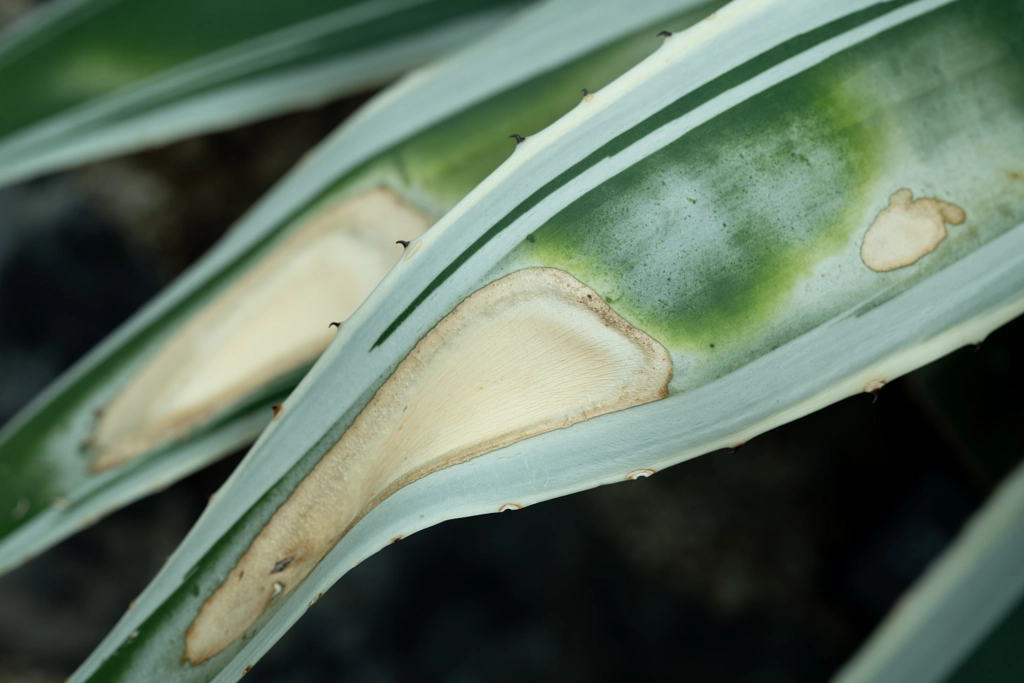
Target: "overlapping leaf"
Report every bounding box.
[0,0,717,573]
[65,0,1024,681]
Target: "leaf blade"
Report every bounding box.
[68,0,1024,681]
[0,0,716,572]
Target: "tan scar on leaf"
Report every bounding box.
[860,188,965,273]
[89,188,430,473]
[182,267,672,665]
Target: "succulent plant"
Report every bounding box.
[1,0,1022,681]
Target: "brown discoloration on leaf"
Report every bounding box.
[498,503,522,512]
[865,379,886,403]
[860,189,965,272]
[89,188,430,473]
[182,268,672,664]
[625,469,655,480]
[864,379,886,394]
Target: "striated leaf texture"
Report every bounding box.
[0,0,718,572]
[67,0,1024,680]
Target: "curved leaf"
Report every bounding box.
[0,0,717,572]
[69,0,1024,681]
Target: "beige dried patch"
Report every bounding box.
[182,268,671,664]
[90,188,429,473]
[861,188,965,272]
[864,379,886,394]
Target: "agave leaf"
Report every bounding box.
[66,0,1024,680]
[833,457,1024,683]
[0,0,530,187]
[0,0,717,572]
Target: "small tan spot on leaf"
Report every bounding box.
[861,189,965,272]
[403,240,424,261]
[625,469,655,480]
[271,404,283,419]
[865,379,886,403]
[498,504,522,512]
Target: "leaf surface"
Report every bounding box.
[0,0,716,573]
[65,0,1024,680]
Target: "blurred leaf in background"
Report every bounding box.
[0,0,530,186]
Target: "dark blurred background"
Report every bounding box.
[1,2,1022,682]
